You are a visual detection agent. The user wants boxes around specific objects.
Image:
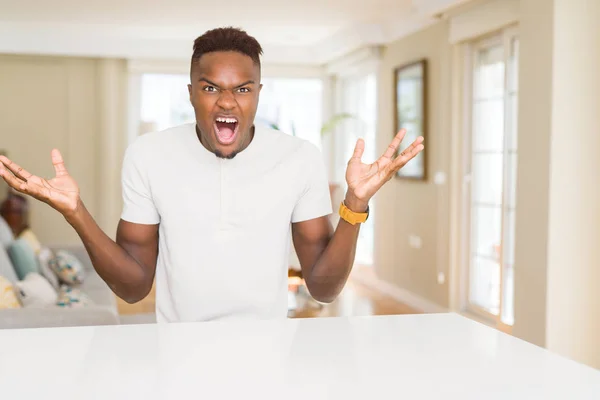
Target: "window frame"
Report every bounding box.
[459,25,519,333]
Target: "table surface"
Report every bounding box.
[1,313,599,399]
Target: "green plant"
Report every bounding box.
[320,113,356,137]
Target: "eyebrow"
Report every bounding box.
[198,77,256,88]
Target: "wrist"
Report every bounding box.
[63,199,86,227]
[343,192,369,213]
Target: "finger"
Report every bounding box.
[350,138,365,162]
[391,138,424,171]
[382,129,407,159]
[51,149,69,177]
[0,166,49,200]
[0,165,28,192]
[0,155,33,181]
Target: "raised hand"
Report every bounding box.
[344,129,424,210]
[0,149,80,217]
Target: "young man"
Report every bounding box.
[0,27,423,322]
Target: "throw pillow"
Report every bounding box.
[18,228,42,255]
[38,247,61,291]
[0,275,21,309]
[15,272,58,308]
[56,285,92,308]
[49,250,85,285]
[0,245,19,284]
[0,216,13,247]
[6,239,40,280]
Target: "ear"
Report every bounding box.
[187,84,194,104]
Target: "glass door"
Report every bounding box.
[463,27,519,329]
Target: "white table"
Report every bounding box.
[1,313,599,399]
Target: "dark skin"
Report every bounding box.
[0,50,423,305]
[188,51,261,159]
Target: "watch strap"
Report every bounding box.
[339,201,369,225]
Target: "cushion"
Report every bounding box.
[38,247,60,290]
[56,285,92,308]
[0,245,18,284]
[0,275,21,309]
[0,216,13,247]
[18,228,42,255]
[6,239,40,280]
[49,250,85,285]
[78,272,116,307]
[14,272,58,308]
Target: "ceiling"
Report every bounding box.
[0,0,470,65]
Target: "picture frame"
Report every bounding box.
[393,59,427,181]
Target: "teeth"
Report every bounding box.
[216,117,237,123]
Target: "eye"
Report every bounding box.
[237,87,250,93]
[203,86,217,92]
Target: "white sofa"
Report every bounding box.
[0,241,120,329]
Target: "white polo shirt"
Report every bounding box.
[120,122,332,322]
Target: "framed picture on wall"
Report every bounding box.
[394,59,427,180]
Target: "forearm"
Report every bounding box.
[64,201,151,303]
[307,219,361,302]
[306,194,368,303]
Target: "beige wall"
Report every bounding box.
[0,54,127,246]
[513,0,600,369]
[512,0,600,370]
[374,0,600,370]
[545,0,600,369]
[511,0,553,348]
[374,21,452,308]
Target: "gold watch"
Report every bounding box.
[339,201,369,225]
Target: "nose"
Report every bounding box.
[216,89,236,110]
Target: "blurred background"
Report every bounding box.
[0,0,599,370]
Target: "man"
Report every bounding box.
[0,27,423,322]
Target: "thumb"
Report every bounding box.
[51,149,69,177]
[350,138,365,162]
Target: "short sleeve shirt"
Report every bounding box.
[121,123,332,322]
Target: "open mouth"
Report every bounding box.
[214,116,239,145]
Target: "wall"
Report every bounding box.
[374,21,452,309]
[445,0,600,369]
[511,0,553,348]
[545,0,600,369]
[0,54,127,246]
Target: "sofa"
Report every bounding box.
[0,217,120,329]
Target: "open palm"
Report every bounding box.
[0,149,80,216]
[346,129,424,201]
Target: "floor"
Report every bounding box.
[288,279,417,318]
[116,267,418,320]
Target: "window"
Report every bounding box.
[139,73,195,133]
[334,73,378,266]
[137,74,323,150]
[256,77,323,149]
[462,27,519,328]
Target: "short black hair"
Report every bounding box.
[190,27,263,73]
